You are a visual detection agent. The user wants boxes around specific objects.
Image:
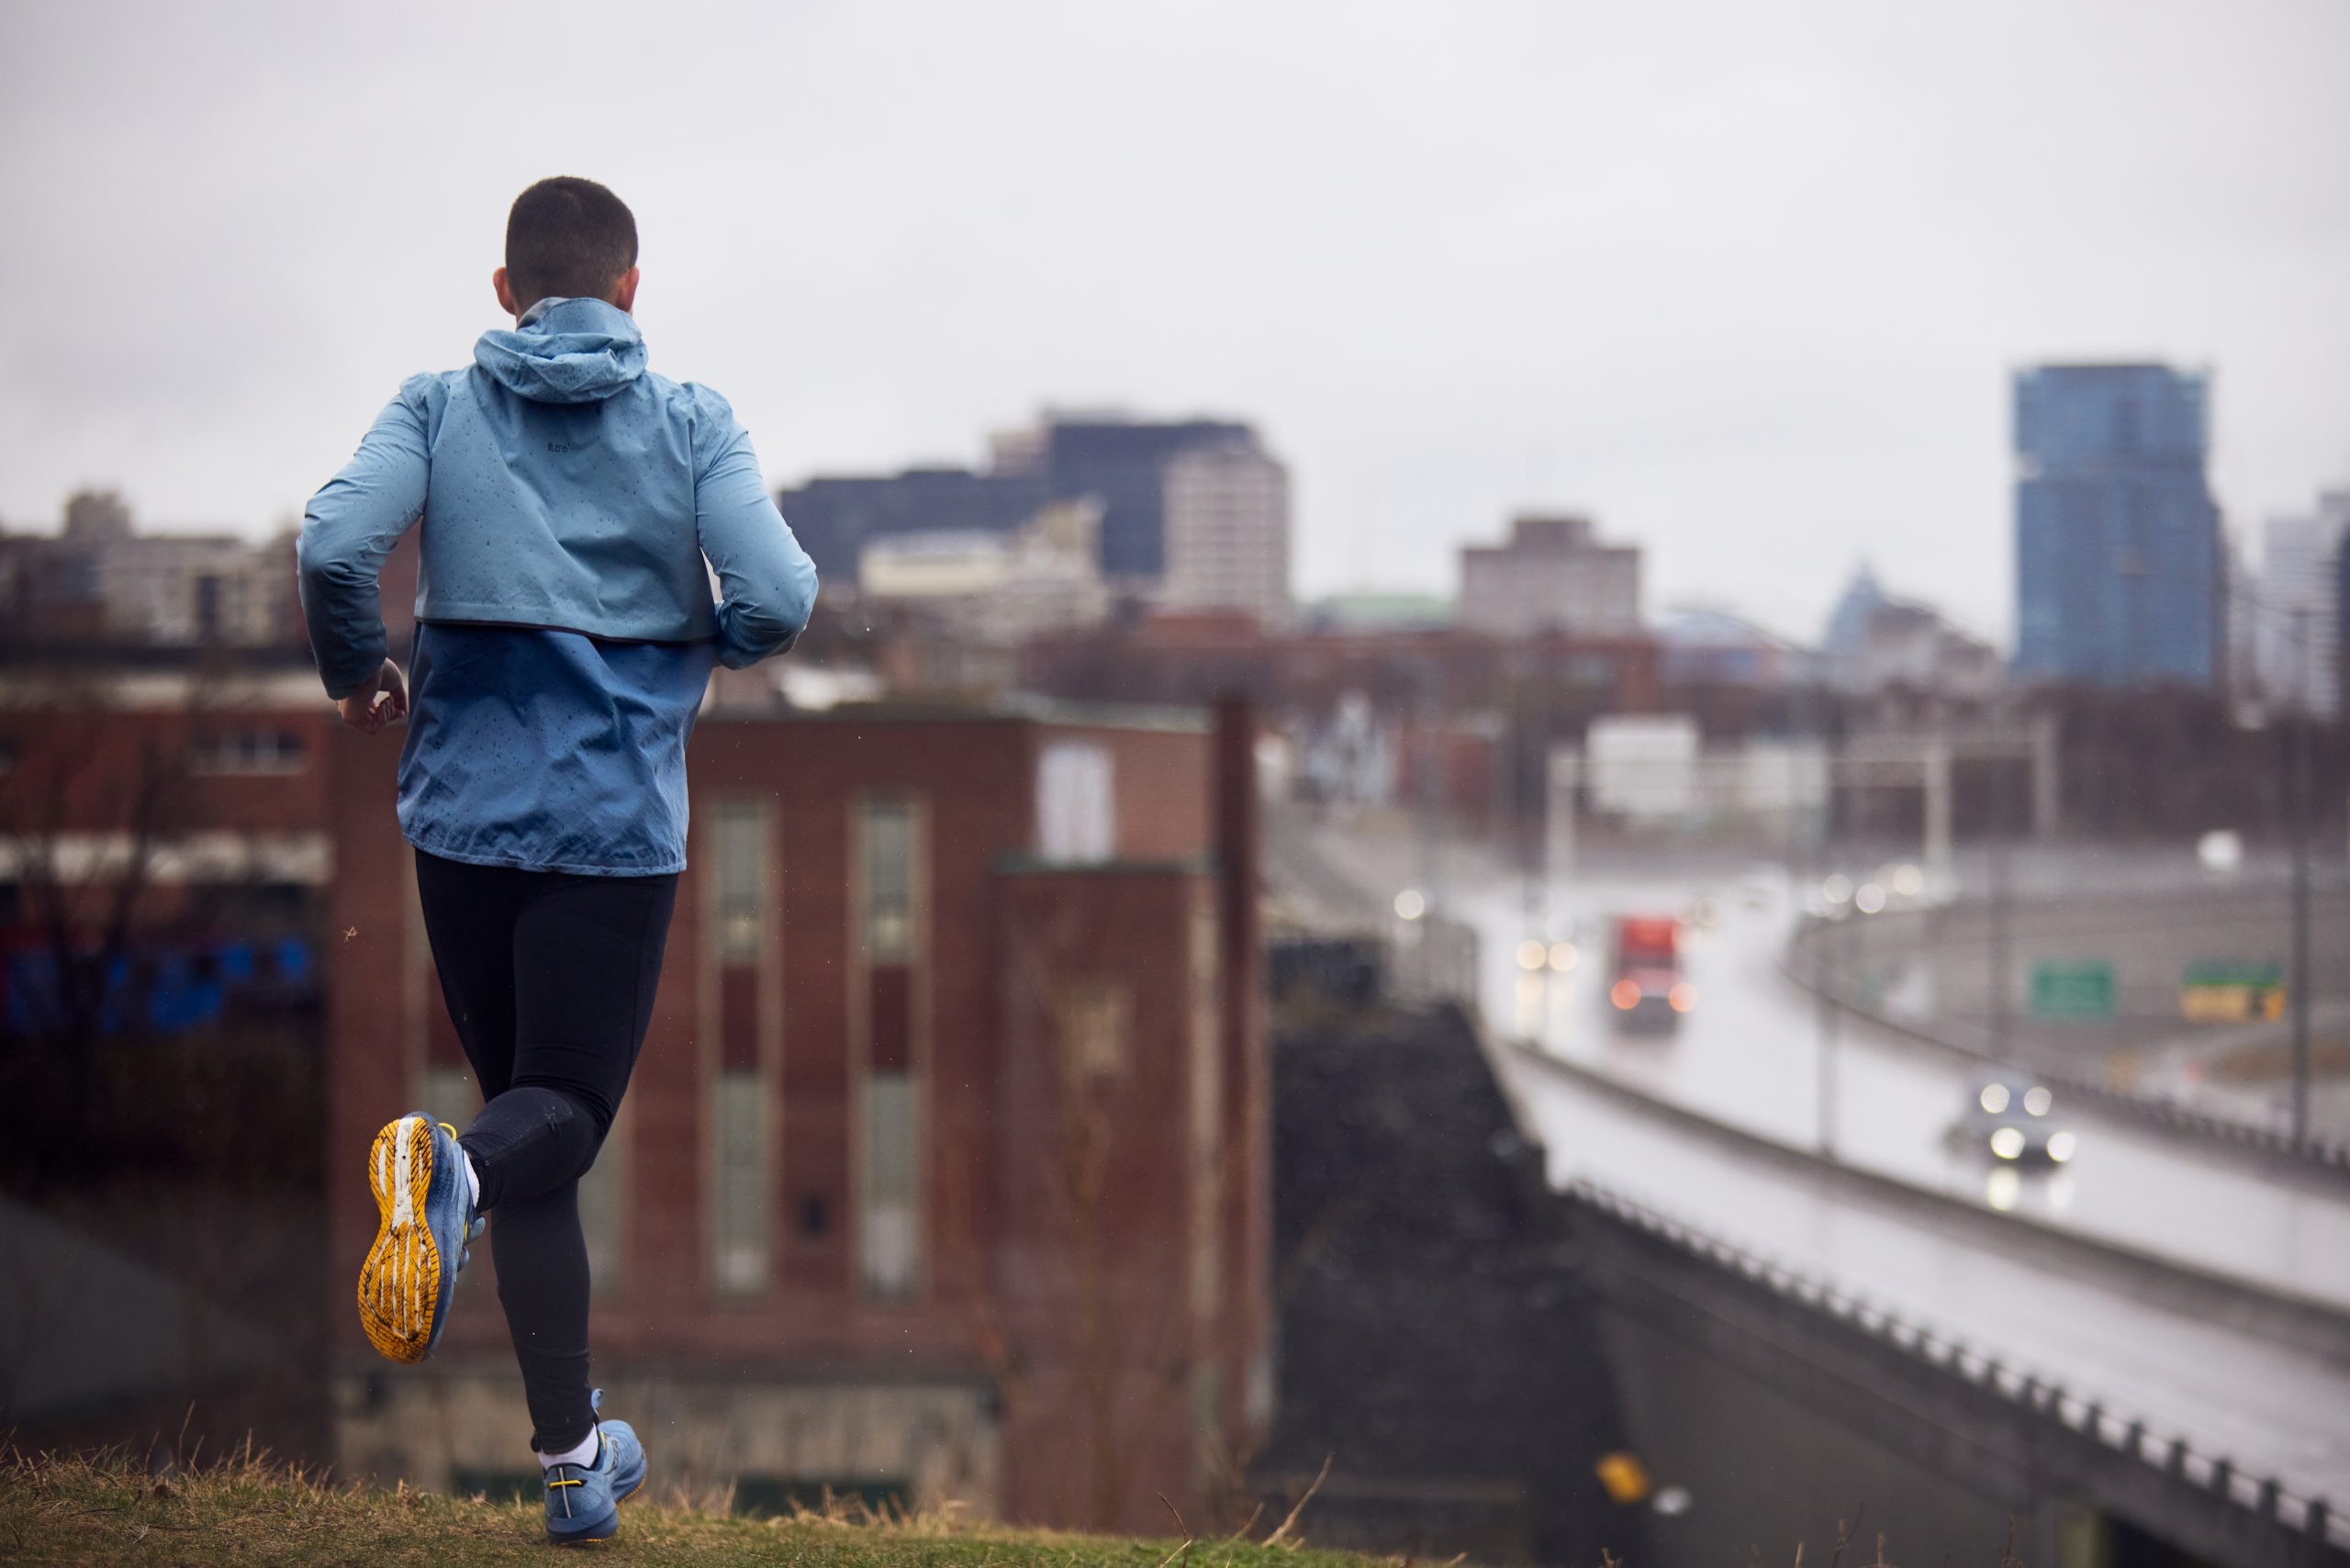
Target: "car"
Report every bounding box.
[1954,1071,2076,1166]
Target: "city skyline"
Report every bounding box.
[4,1,2346,645]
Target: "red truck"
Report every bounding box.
[1608,915,1692,1032]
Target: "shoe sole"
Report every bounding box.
[358,1114,444,1364]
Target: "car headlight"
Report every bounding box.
[2046,1131,2076,1163]
[1979,1084,2010,1115]
[1989,1127,2025,1161]
[2023,1086,2053,1117]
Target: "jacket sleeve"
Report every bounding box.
[691,388,818,668]
[297,382,430,700]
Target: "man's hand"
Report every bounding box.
[337,658,408,734]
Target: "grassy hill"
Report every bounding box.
[0,1450,1387,1568]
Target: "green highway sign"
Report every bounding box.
[2031,960,2116,1021]
[2180,960,2286,1024]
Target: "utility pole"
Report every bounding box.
[1410,661,1452,1002]
[1817,910,1841,1160]
[1520,669,1545,932]
[1817,725,1841,1160]
[2288,608,2313,1151]
[1990,757,2014,1061]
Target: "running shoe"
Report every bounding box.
[357,1113,480,1363]
[543,1390,647,1546]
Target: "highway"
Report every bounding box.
[1269,811,2350,1513]
[1494,1054,2350,1517]
[1469,864,2350,1312]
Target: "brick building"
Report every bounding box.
[0,655,336,1004]
[323,694,1271,1530]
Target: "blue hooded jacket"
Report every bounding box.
[299,296,815,690]
[298,297,818,875]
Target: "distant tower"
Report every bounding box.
[1158,441,1292,623]
[1821,563,1886,687]
[2011,364,2222,689]
[2258,492,2349,717]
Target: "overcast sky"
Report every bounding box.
[3,0,2344,643]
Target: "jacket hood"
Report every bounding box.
[473,297,648,404]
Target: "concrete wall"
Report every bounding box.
[1570,1189,2344,1568]
[1594,1271,2068,1565]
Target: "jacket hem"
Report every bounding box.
[403,830,686,879]
[417,611,722,648]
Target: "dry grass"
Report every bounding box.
[0,1446,1389,1568]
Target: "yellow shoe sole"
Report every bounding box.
[358,1115,444,1364]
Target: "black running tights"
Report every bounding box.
[412,849,677,1453]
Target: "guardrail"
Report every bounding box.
[1785,913,2350,1183]
[1565,1175,2344,1562]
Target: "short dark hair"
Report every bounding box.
[504,176,638,308]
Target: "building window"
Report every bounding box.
[859,800,915,961]
[582,1110,626,1297]
[856,796,923,1301]
[711,801,769,963]
[189,729,305,775]
[195,575,223,643]
[711,1071,767,1295]
[706,797,774,1297]
[1056,981,1131,1084]
[1035,741,1114,864]
[860,1074,920,1299]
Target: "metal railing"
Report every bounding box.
[1565,1175,2343,1554]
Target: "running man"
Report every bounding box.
[297,175,816,1546]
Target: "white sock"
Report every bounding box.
[538,1429,599,1471]
[462,1149,482,1214]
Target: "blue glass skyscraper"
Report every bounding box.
[2012,364,2222,689]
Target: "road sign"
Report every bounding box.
[2180,961,2286,1024]
[2031,960,2116,1020]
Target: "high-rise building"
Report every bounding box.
[2338,532,2350,717]
[2222,530,2264,710]
[1457,515,1640,637]
[1021,416,1259,581]
[1159,442,1291,623]
[2257,492,2349,717]
[2012,364,2222,689]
